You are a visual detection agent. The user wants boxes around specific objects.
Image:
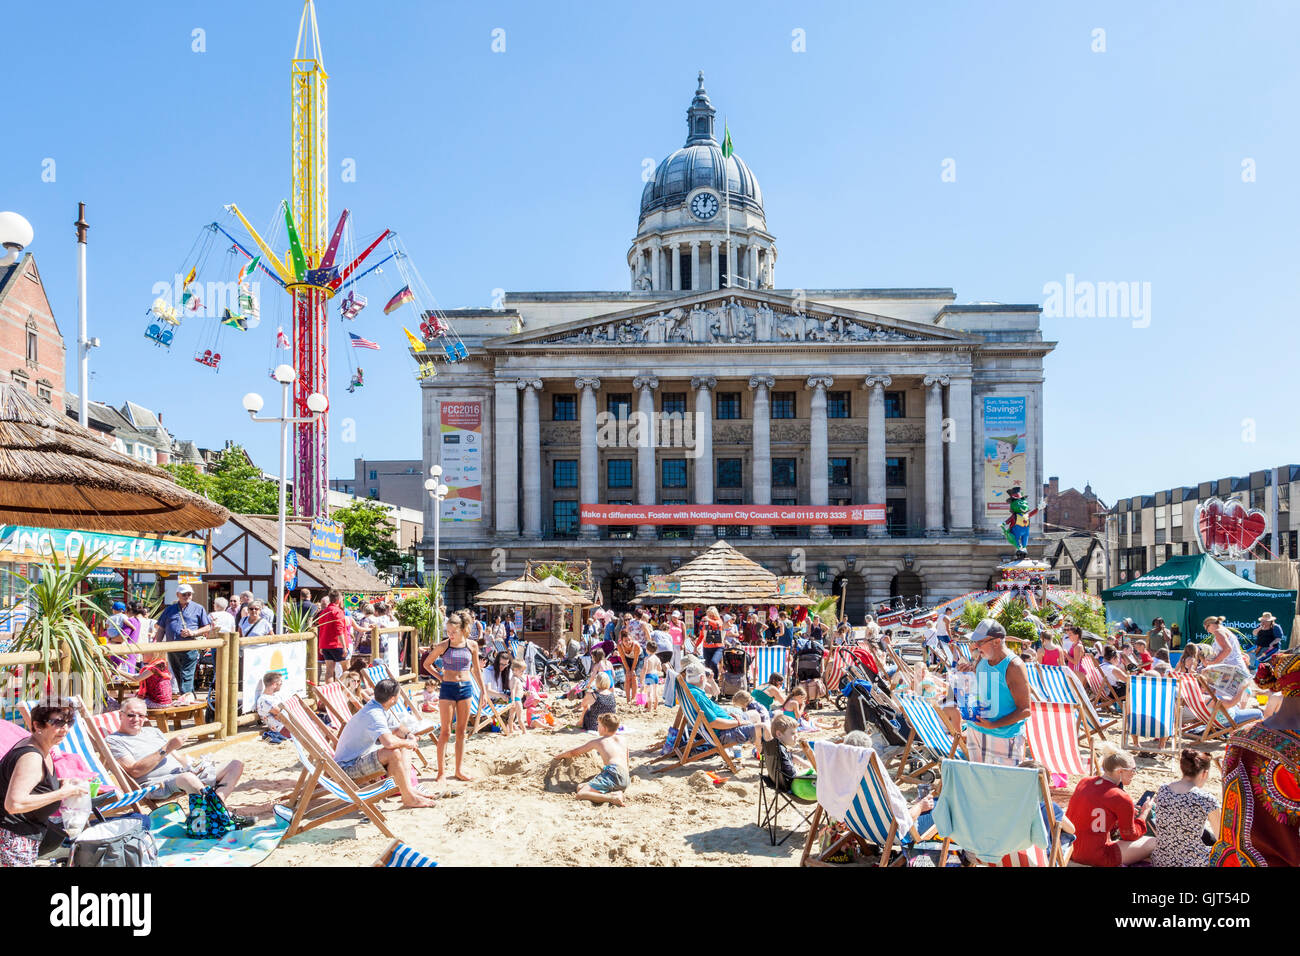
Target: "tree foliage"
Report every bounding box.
[994,598,1039,642]
[331,499,407,575]
[164,445,282,515]
[959,600,990,631]
[1059,598,1108,638]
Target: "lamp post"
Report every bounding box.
[425,466,449,612]
[243,364,327,625]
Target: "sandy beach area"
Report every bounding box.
[215,692,1223,867]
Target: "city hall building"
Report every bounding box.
[417,76,1054,618]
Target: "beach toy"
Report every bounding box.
[634,693,647,706]
[707,771,726,787]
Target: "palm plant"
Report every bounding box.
[426,572,445,641]
[804,589,842,630]
[9,548,112,706]
[959,600,990,631]
[282,600,317,636]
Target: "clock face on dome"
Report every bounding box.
[689,190,720,221]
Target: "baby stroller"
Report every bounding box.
[535,646,587,693]
[718,647,751,697]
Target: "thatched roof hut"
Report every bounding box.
[633,540,812,607]
[473,576,579,607]
[536,574,597,607]
[0,383,228,533]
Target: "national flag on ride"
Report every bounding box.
[403,327,426,352]
[275,327,290,349]
[181,288,202,311]
[221,309,247,331]
[384,285,415,314]
[721,121,734,158]
[349,332,380,350]
[236,255,260,285]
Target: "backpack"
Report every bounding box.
[71,815,158,867]
[185,786,236,839]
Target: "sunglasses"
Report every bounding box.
[45,717,73,728]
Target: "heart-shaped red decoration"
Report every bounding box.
[1238,509,1267,552]
[1197,497,1268,555]
[1198,499,1227,551]
[1222,500,1247,550]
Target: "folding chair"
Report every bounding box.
[1025,663,1074,704]
[1122,674,1182,756]
[653,673,740,775]
[747,646,788,688]
[1061,666,1119,746]
[934,760,1067,867]
[508,638,523,660]
[359,663,438,761]
[799,741,937,867]
[373,839,437,867]
[1077,654,1121,708]
[1173,672,1261,743]
[952,641,974,664]
[893,693,964,785]
[756,734,818,846]
[277,697,397,840]
[1025,700,1092,778]
[310,679,365,741]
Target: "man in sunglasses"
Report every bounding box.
[106,699,246,804]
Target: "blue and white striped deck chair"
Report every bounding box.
[1122,674,1182,755]
[508,638,523,660]
[653,672,739,775]
[747,646,788,687]
[953,642,973,664]
[1026,664,1075,705]
[359,664,435,763]
[374,839,437,867]
[894,692,965,785]
[277,696,397,839]
[800,741,936,867]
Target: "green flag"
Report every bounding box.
[722,121,734,158]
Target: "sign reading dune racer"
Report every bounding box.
[439,401,482,522]
[982,396,1027,517]
[0,526,208,573]
[580,504,885,525]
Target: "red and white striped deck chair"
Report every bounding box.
[822,648,848,696]
[309,679,364,744]
[1076,654,1114,704]
[1025,700,1092,778]
[1173,672,1260,743]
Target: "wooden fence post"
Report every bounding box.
[307,628,318,686]
[214,632,229,738]
[227,633,241,737]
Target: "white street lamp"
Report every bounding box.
[427,476,450,615]
[244,369,327,626]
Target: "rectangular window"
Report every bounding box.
[886,497,908,537]
[827,391,850,419]
[716,458,742,488]
[553,459,578,488]
[552,394,577,421]
[37,386,51,405]
[829,457,852,487]
[770,391,795,419]
[716,392,741,420]
[26,330,37,364]
[662,459,688,488]
[369,470,377,481]
[772,497,798,538]
[886,456,906,487]
[1171,505,1183,527]
[607,459,633,488]
[1131,511,1142,533]
[1155,507,1166,530]
[607,394,632,420]
[715,499,749,538]
[368,488,378,499]
[884,391,905,418]
[1059,568,1073,586]
[772,458,797,487]
[660,498,688,539]
[661,392,686,416]
[553,501,579,537]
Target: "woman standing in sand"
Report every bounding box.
[617,628,641,705]
[427,610,485,782]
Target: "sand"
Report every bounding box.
[213,693,1223,867]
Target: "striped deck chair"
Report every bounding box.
[310,680,365,741]
[277,695,397,840]
[1026,663,1074,704]
[893,693,964,785]
[1025,701,1091,778]
[1122,674,1182,755]
[1173,672,1260,743]
[653,673,739,775]
[360,664,437,760]
[373,839,437,867]
[1076,654,1117,705]
[935,760,1067,867]
[747,646,788,687]
[822,649,848,699]
[952,641,973,664]
[800,742,937,867]
[1060,666,1119,745]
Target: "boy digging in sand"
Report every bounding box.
[554,712,629,806]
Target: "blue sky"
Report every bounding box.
[4,0,1297,504]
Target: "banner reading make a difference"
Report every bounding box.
[580,504,885,525]
[439,401,482,522]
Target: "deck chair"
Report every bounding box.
[799,741,937,867]
[277,696,397,840]
[952,641,973,664]
[1122,674,1182,755]
[1025,701,1092,778]
[653,673,740,775]
[1173,672,1261,743]
[1026,663,1074,704]
[756,734,818,846]
[934,759,1066,867]
[893,693,964,785]
[1061,666,1119,745]
[373,839,437,867]
[747,646,788,687]
[309,679,365,741]
[1077,654,1123,710]
[359,663,438,761]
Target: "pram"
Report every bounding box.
[534,646,587,693]
[719,647,751,697]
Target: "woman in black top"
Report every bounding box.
[1254,613,1285,663]
[0,700,87,867]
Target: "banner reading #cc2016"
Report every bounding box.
[580,504,885,525]
[439,400,482,522]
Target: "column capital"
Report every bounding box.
[923,374,951,388]
[516,378,543,391]
[805,375,834,391]
[691,375,717,391]
[632,375,659,391]
[861,375,893,389]
[748,375,775,390]
[689,239,700,249]
[575,377,602,392]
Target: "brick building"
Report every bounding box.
[0,253,65,412]
[1041,476,1106,533]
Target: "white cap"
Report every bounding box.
[176,583,194,595]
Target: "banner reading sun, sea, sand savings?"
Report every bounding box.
[438,400,482,522]
[982,396,1026,517]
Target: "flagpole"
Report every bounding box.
[723,115,730,289]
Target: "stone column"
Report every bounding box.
[862,375,891,538]
[518,378,542,538]
[689,241,700,292]
[651,243,661,292]
[494,379,519,535]
[633,375,659,539]
[807,375,833,538]
[709,240,720,290]
[946,375,974,534]
[670,242,681,291]
[727,240,737,289]
[748,244,758,289]
[924,374,950,535]
[749,375,774,537]
[576,377,601,539]
[628,262,636,289]
[692,376,716,537]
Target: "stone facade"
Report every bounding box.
[0,254,65,413]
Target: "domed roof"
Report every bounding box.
[638,75,764,224]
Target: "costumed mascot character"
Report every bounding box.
[1000,486,1040,559]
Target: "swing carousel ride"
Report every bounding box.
[143,1,466,517]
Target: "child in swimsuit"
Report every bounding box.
[505,660,528,736]
[642,641,664,711]
[554,712,629,806]
[421,679,437,713]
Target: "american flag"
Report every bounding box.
[348,332,380,350]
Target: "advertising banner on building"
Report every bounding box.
[439,401,483,522]
[982,396,1027,516]
[0,526,208,573]
[580,504,885,525]
[308,518,345,562]
[646,575,681,595]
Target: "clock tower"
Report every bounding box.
[629,73,776,292]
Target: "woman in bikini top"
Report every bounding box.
[430,610,483,782]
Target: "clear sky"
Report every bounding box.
[4,0,1297,504]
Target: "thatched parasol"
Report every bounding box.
[0,383,229,533]
[473,576,578,607]
[536,574,597,608]
[633,540,812,607]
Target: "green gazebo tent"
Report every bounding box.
[1102,553,1297,649]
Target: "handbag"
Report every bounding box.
[185,786,236,839]
[71,815,158,867]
